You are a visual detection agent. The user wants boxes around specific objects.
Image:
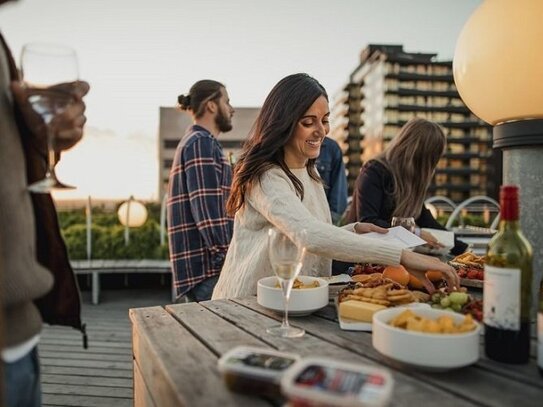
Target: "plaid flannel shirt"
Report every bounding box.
[167,125,233,298]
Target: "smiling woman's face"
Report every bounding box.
[283,95,330,168]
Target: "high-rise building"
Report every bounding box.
[157,107,260,198]
[330,44,501,202]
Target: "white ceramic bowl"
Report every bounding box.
[372,306,480,371]
[257,276,329,316]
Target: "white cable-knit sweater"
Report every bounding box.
[211,167,403,299]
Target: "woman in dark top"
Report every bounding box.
[346,118,468,256]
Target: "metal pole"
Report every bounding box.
[124,196,133,245]
[160,192,168,246]
[86,195,92,261]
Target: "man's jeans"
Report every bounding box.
[180,275,220,303]
[4,347,41,407]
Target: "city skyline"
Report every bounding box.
[0,0,482,200]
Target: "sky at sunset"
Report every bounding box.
[0,0,481,201]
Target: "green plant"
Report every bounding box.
[59,204,169,260]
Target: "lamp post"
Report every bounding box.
[117,196,148,245]
[453,0,543,302]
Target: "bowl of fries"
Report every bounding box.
[257,276,329,316]
[372,307,480,370]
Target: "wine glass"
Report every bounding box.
[20,43,79,192]
[391,216,416,234]
[267,228,306,338]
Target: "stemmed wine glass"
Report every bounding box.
[20,43,79,192]
[267,228,306,338]
[391,216,416,234]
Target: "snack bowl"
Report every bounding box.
[257,276,329,316]
[372,306,480,371]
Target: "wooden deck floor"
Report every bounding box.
[40,288,171,407]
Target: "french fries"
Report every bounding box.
[388,309,476,334]
[275,278,320,289]
[451,252,485,267]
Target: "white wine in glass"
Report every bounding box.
[267,228,306,338]
[20,43,79,193]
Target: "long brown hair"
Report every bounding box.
[376,118,446,218]
[226,73,327,216]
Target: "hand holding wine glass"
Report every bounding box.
[267,228,306,338]
[19,43,87,192]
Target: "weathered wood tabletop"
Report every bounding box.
[130,297,543,407]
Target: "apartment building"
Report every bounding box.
[157,107,260,198]
[330,44,500,202]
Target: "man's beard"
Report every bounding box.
[215,109,232,133]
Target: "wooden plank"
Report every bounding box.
[40,339,132,349]
[202,299,481,407]
[41,373,132,388]
[41,365,132,379]
[234,296,543,407]
[40,350,132,363]
[39,344,132,356]
[42,383,132,398]
[165,302,266,355]
[42,394,131,407]
[40,357,132,370]
[130,306,269,407]
[134,361,157,407]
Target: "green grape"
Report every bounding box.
[449,292,469,306]
[431,303,442,309]
[440,296,451,308]
[431,293,442,304]
[451,303,463,312]
[444,307,454,312]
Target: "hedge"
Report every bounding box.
[59,203,169,260]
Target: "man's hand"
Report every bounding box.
[10,81,89,152]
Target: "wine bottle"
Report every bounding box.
[538,280,543,375]
[484,185,533,364]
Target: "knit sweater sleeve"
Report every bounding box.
[247,168,402,265]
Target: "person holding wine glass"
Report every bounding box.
[212,73,458,302]
[345,118,468,256]
[0,19,89,407]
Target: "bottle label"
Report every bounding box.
[483,265,521,330]
[538,312,543,368]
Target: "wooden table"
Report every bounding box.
[130,297,543,407]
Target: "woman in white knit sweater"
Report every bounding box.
[212,74,458,299]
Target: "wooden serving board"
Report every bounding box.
[460,278,483,289]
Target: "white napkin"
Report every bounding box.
[362,226,426,249]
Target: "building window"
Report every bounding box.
[163,140,179,149]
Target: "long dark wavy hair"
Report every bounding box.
[226,73,328,216]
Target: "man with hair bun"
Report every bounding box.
[167,80,235,302]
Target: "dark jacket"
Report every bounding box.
[316,137,348,224]
[1,34,84,337]
[347,160,467,256]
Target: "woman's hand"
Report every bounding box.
[399,250,459,293]
[420,230,445,249]
[354,222,388,235]
[10,80,89,153]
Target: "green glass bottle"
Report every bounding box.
[484,185,533,364]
